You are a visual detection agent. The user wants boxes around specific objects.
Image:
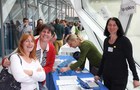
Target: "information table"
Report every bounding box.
[48,55,108,90]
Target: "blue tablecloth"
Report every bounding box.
[47,55,108,90]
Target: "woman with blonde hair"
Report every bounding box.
[60,34,102,75]
[9,33,46,90]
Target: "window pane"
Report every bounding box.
[82,0,121,28]
[126,5,140,65]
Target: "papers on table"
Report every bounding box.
[53,59,63,68]
[57,76,79,90]
[57,76,78,85]
[80,77,95,81]
[56,74,99,90]
[56,79,78,85]
[58,85,81,90]
[59,76,77,80]
[81,78,99,87]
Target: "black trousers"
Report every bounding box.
[103,76,128,90]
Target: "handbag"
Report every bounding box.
[0,54,22,90]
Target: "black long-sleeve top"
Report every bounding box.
[97,36,139,80]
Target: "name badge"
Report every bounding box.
[108,47,113,52]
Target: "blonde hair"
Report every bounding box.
[66,34,83,42]
[17,33,37,60]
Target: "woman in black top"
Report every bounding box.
[94,17,140,90]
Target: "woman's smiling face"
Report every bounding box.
[23,36,35,53]
[107,20,118,35]
[40,28,52,42]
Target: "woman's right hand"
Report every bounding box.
[133,80,140,88]
[94,75,100,82]
[24,70,33,76]
[3,58,11,68]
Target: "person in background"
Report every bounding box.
[9,33,46,90]
[50,32,57,44]
[34,19,44,36]
[62,20,71,44]
[2,24,56,90]
[60,34,102,75]
[15,20,21,40]
[10,20,18,49]
[17,18,33,36]
[94,17,140,90]
[68,22,73,30]
[53,18,65,55]
[71,22,80,36]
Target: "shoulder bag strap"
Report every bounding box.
[8,54,22,65]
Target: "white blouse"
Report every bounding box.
[9,53,46,90]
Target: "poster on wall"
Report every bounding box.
[120,1,136,15]
[133,0,140,5]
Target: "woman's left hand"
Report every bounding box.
[133,80,140,88]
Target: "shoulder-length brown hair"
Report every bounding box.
[17,33,37,60]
